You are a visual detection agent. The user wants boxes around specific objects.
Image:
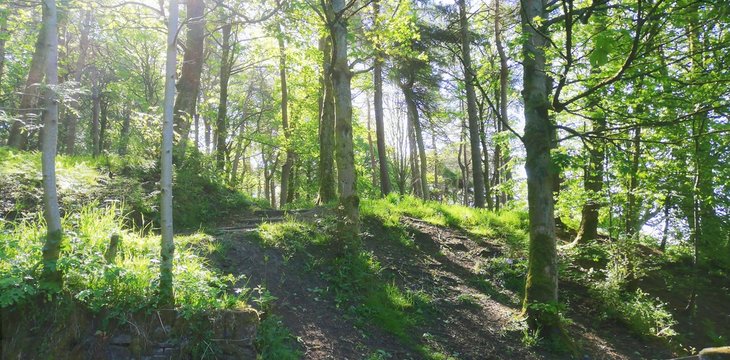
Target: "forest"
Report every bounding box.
[0,0,728,358]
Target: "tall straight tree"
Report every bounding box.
[520,0,562,339]
[39,0,63,287]
[318,35,336,203]
[457,0,485,208]
[372,0,391,196]
[216,23,232,170]
[278,24,294,207]
[173,0,205,151]
[326,0,359,250]
[159,0,178,307]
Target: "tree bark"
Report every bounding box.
[328,0,360,251]
[8,19,47,149]
[494,0,512,207]
[159,0,178,307]
[317,36,337,203]
[278,27,294,208]
[91,88,101,157]
[0,9,7,87]
[118,108,131,155]
[520,0,564,341]
[173,0,205,150]
[403,85,429,199]
[372,0,391,196]
[39,0,63,288]
[216,23,232,170]
[625,126,641,237]
[457,0,485,208]
[366,92,378,189]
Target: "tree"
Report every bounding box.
[7,18,47,150]
[159,0,178,307]
[372,0,391,196]
[173,0,205,152]
[318,35,337,204]
[457,0,485,208]
[39,0,63,288]
[278,24,294,207]
[325,0,359,251]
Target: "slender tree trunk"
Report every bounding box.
[279,27,294,208]
[366,93,378,189]
[520,0,565,342]
[159,0,178,307]
[495,0,512,207]
[205,117,211,154]
[90,88,101,156]
[626,126,641,237]
[64,10,90,155]
[660,197,670,251]
[0,10,7,87]
[99,97,109,152]
[373,0,391,196]
[118,108,131,155]
[8,20,47,149]
[478,109,492,210]
[40,0,63,287]
[328,0,360,250]
[432,132,439,201]
[173,0,205,151]
[457,0,485,208]
[318,36,337,203]
[194,113,200,148]
[216,23,232,170]
[407,106,421,197]
[404,86,429,199]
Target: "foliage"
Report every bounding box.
[0,203,250,317]
[255,315,302,360]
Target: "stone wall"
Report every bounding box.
[1,301,259,359]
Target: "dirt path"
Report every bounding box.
[210,211,672,360]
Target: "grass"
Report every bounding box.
[255,315,302,360]
[361,194,529,257]
[0,202,250,317]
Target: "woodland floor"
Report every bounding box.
[209,209,674,360]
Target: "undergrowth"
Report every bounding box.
[0,203,250,317]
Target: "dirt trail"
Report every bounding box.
[210,211,672,360]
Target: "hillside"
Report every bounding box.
[2,151,728,359]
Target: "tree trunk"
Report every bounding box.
[118,108,131,155]
[373,0,391,196]
[366,92,378,190]
[279,27,294,208]
[407,105,421,197]
[159,0,178,307]
[8,19,47,149]
[317,36,337,204]
[64,10,90,155]
[91,89,101,157]
[99,97,109,153]
[494,0,512,207]
[520,0,564,341]
[0,10,7,86]
[457,0,485,208]
[173,0,205,150]
[39,0,63,288]
[216,23,232,170]
[403,86,429,199]
[328,0,360,250]
[625,126,641,237]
